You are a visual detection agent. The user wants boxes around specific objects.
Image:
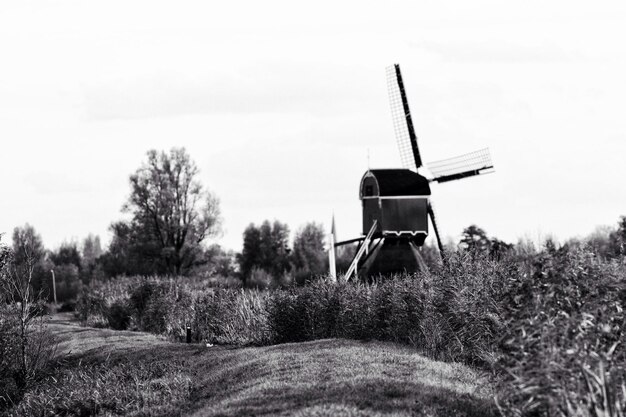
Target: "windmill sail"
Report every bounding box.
[427,148,494,183]
[387,64,422,170]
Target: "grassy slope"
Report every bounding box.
[43,314,495,417]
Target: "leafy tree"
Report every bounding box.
[238,223,262,281]
[237,220,291,283]
[258,220,291,277]
[489,238,514,260]
[99,220,163,277]
[11,225,45,268]
[50,242,81,270]
[608,215,626,257]
[189,244,237,278]
[81,234,103,283]
[459,225,490,253]
[292,222,326,283]
[108,147,222,276]
[81,234,102,268]
[49,242,83,301]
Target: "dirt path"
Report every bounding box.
[46,312,172,357]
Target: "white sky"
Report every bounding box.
[1,1,625,252]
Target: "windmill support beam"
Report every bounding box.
[408,241,429,274]
[356,237,385,279]
[334,237,365,247]
[344,220,378,281]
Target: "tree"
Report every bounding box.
[0,236,56,402]
[11,225,48,299]
[50,242,81,270]
[292,222,326,282]
[459,225,490,253]
[81,234,102,268]
[489,238,514,260]
[237,220,291,283]
[608,215,626,257]
[111,147,221,276]
[100,220,163,277]
[238,223,262,281]
[81,234,103,283]
[49,242,83,301]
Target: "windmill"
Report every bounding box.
[332,64,494,280]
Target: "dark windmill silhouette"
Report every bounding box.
[332,64,494,280]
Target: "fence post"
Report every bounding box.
[50,269,57,305]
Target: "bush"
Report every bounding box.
[193,289,271,345]
[106,300,132,330]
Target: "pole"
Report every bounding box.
[328,233,337,282]
[50,269,57,305]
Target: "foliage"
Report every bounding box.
[49,242,81,271]
[98,220,163,277]
[459,224,491,253]
[495,244,626,416]
[193,289,271,345]
[291,222,327,284]
[237,220,291,284]
[39,242,86,302]
[80,233,102,284]
[188,244,237,279]
[73,218,626,416]
[105,147,222,276]
[459,225,514,260]
[6,359,192,417]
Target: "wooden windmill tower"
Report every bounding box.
[332,64,495,280]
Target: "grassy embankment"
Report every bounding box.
[6,312,494,417]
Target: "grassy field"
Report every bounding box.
[12,313,496,417]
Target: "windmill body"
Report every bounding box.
[360,169,430,243]
[335,64,494,280]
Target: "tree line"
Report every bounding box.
[3,148,344,300]
[4,146,626,300]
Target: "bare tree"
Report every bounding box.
[0,236,56,402]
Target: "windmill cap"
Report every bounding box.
[360,169,431,198]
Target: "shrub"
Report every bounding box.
[75,288,109,327]
[106,300,132,330]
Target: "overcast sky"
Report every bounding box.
[1,1,625,252]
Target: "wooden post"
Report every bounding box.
[186,326,191,343]
[50,269,57,305]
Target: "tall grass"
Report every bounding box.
[75,246,626,416]
[8,359,192,417]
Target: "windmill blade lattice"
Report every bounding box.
[427,148,494,183]
[386,65,421,170]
